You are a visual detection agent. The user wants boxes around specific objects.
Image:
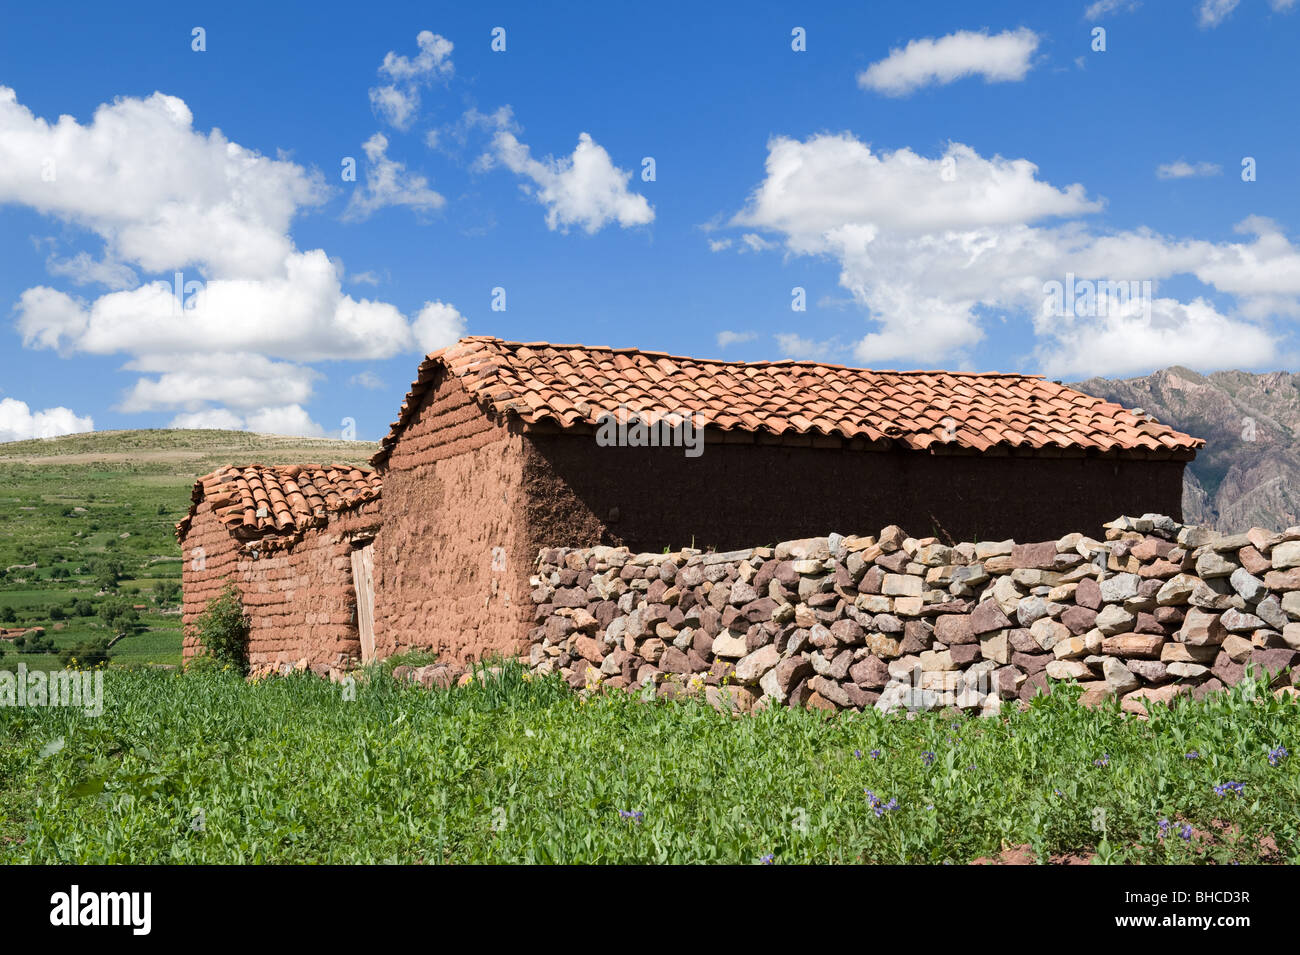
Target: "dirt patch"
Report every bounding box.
[970,844,1097,865]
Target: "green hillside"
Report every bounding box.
[0,430,378,671]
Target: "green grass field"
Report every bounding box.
[1,664,1295,864]
[0,430,377,671]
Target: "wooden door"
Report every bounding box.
[350,542,376,664]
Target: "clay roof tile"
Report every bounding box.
[176,464,381,547]
[370,337,1204,466]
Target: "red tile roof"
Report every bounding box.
[176,464,381,547]
[372,336,1203,465]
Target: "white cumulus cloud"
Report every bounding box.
[858,28,1040,96]
[0,87,325,279]
[410,300,467,353]
[0,397,94,442]
[1157,160,1222,179]
[1085,0,1141,19]
[1,86,466,433]
[168,408,244,430]
[725,132,1294,375]
[369,30,454,130]
[485,130,653,233]
[343,132,445,221]
[1198,0,1242,26]
[716,330,756,348]
[167,405,326,437]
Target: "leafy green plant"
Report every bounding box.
[58,637,112,668]
[97,596,140,633]
[378,649,441,674]
[191,583,250,675]
[1,666,1295,864]
[153,580,180,606]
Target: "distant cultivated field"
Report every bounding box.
[0,430,377,671]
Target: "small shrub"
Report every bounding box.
[13,632,55,654]
[192,583,250,674]
[59,637,112,668]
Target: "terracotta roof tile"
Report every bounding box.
[371,336,1204,465]
[175,464,381,549]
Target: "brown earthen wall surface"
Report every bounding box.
[180,499,380,673]
[522,433,1188,551]
[373,371,537,662]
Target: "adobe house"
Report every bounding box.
[370,336,1202,663]
[177,464,381,675]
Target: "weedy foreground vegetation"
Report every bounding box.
[1,664,1295,864]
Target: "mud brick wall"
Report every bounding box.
[523,433,1188,551]
[373,369,541,663]
[526,515,1300,716]
[181,499,380,676]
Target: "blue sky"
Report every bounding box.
[1,0,1297,442]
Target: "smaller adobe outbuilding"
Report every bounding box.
[177,464,381,676]
[369,336,1203,664]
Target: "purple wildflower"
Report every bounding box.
[618,809,645,822]
[760,853,774,865]
[1213,781,1244,797]
[864,789,899,817]
[1185,751,1200,760]
[1268,745,1288,767]
[921,750,936,766]
[1180,824,1193,842]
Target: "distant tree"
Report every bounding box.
[154,580,181,606]
[48,605,66,621]
[97,596,140,633]
[91,557,122,592]
[0,606,16,624]
[72,599,95,617]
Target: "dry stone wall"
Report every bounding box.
[526,515,1300,716]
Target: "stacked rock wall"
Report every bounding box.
[526,515,1300,715]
